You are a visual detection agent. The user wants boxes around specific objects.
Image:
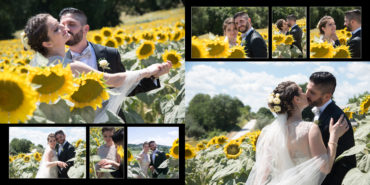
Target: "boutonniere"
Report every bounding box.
[98,58,110,71]
[314,120,320,125]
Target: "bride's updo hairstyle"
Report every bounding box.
[47,133,55,142]
[268,81,300,117]
[317,16,334,35]
[24,13,51,56]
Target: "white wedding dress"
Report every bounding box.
[137,151,150,178]
[30,53,141,123]
[246,114,329,185]
[36,147,58,178]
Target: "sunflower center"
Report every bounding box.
[71,79,103,103]
[312,46,329,57]
[227,144,240,155]
[208,43,226,56]
[0,80,24,111]
[191,45,201,58]
[105,40,115,48]
[185,149,192,157]
[103,31,111,37]
[228,49,245,58]
[173,145,179,155]
[94,35,102,42]
[140,44,153,55]
[334,49,349,58]
[167,54,179,65]
[31,72,65,94]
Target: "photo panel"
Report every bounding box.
[9,126,86,179]
[89,127,124,179]
[191,6,269,59]
[127,126,180,179]
[309,6,362,59]
[272,7,307,58]
[185,61,370,184]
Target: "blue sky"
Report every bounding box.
[186,62,370,112]
[127,127,178,146]
[9,127,86,149]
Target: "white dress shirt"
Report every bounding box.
[70,42,98,70]
[241,27,254,46]
[58,140,67,155]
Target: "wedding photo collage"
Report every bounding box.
[1,0,369,185]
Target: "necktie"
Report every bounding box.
[152,151,156,163]
[72,48,91,61]
[312,107,320,122]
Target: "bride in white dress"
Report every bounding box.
[36,133,68,178]
[23,13,172,122]
[136,142,151,178]
[246,81,349,185]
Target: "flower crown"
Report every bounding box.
[20,32,31,51]
[268,92,281,113]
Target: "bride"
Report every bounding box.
[246,81,349,185]
[136,142,151,178]
[36,133,68,178]
[23,13,172,122]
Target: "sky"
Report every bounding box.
[127,127,179,146]
[9,127,86,149]
[186,62,370,112]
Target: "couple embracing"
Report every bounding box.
[136,141,168,178]
[246,71,356,185]
[23,7,172,122]
[36,130,75,178]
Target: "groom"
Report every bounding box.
[55,130,76,178]
[59,8,171,121]
[233,12,267,58]
[286,14,303,57]
[149,141,168,178]
[344,9,361,58]
[306,72,356,185]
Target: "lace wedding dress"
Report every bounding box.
[246,114,328,185]
[137,151,150,178]
[35,147,58,178]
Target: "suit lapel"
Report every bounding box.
[90,42,106,72]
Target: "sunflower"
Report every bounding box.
[141,32,154,41]
[345,32,352,38]
[113,34,124,46]
[166,153,170,159]
[172,138,179,146]
[92,33,103,44]
[117,145,124,159]
[284,35,294,45]
[185,143,196,160]
[127,148,134,162]
[247,130,261,151]
[23,155,31,163]
[28,63,74,104]
[155,32,168,43]
[103,38,118,48]
[0,70,37,123]
[333,45,351,58]
[172,29,183,41]
[360,95,370,115]
[9,156,14,163]
[136,40,155,60]
[123,35,132,44]
[227,45,247,58]
[94,137,100,147]
[261,33,268,41]
[216,135,228,145]
[18,153,25,159]
[191,39,207,58]
[101,27,113,38]
[343,107,353,120]
[273,34,285,46]
[170,144,179,159]
[338,36,347,45]
[310,42,334,58]
[272,43,277,52]
[114,28,125,35]
[224,140,242,159]
[34,152,42,162]
[206,38,230,58]
[132,35,140,44]
[196,141,206,151]
[68,72,109,110]
[162,50,182,69]
[206,136,218,148]
[75,139,83,148]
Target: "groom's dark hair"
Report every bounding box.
[286,14,297,21]
[149,141,156,146]
[233,12,249,21]
[309,71,336,95]
[345,9,361,23]
[55,130,65,136]
[112,128,124,144]
[59,7,87,25]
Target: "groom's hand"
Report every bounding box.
[57,161,68,168]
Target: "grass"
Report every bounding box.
[119,7,184,26]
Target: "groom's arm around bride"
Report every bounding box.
[56,141,76,178]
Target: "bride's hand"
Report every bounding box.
[329,114,349,140]
[57,161,68,168]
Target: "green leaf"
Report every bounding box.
[123,108,145,123]
[38,99,71,123]
[105,110,124,123]
[336,144,366,162]
[90,155,101,163]
[342,168,370,185]
[71,106,95,123]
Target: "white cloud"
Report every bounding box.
[128,136,177,147]
[313,65,336,74]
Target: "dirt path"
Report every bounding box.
[227,119,257,140]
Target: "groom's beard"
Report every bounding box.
[308,97,324,107]
[66,29,83,46]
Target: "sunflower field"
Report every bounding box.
[185,131,260,185]
[310,27,352,58]
[128,138,179,179]
[340,94,370,185]
[9,139,86,178]
[191,29,268,59]
[0,8,185,124]
[272,18,307,58]
[89,127,124,178]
